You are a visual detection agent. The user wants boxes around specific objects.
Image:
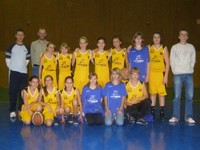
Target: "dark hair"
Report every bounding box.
[29,76,39,82]
[112,35,122,42]
[15,28,25,34]
[64,76,74,83]
[46,42,56,49]
[97,37,106,43]
[132,32,144,46]
[43,75,53,96]
[179,29,188,35]
[86,72,99,88]
[152,32,163,45]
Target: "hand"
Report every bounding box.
[117,109,123,114]
[39,79,43,85]
[163,76,168,86]
[75,48,79,52]
[145,76,149,83]
[105,110,110,117]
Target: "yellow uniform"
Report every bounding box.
[111,48,126,69]
[74,50,91,93]
[41,54,57,87]
[42,87,58,121]
[58,53,72,90]
[149,45,166,96]
[126,81,143,104]
[60,88,77,114]
[20,87,39,122]
[94,51,110,87]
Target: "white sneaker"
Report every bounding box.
[185,118,195,124]
[10,112,16,118]
[169,117,179,123]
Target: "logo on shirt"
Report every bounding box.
[134,55,144,63]
[110,90,121,99]
[88,95,98,103]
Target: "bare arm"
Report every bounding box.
[38,53,43,85]
[72,51,76,66]
[163,46,170,85]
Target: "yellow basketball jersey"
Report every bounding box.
[60,88,77,105]
[43,87,58,105]
[111,48,125,69]
[149,45,165,72]
[58,53,72,73]
[126,81,143,104]
[41,54,57,72]
[24,87,39,105]
[74,50,91,80]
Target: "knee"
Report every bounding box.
[105,121,112,126]
[24,120,31,125]
[64,107,70,114]
[36,104,42,112]
[46,120,53,127]
[116,121,124,126]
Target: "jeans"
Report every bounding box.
[172,74,194,119]
[32,65,39,77]
[105,112,124,126]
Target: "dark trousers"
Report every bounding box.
[85,113,104,125]
[9,71,27,112]
[126,98,151,119]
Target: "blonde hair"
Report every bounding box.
[80,36,88,43]
[46,42,56,50]
[130,67,140,75]
[60,42,70,50]
[110,68,122,82]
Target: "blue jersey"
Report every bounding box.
[103,82,127,113]
[82,86,103,114]
[128,46,149,81]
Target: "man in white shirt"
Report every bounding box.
[31,28,48,77]
[5,29,30,118]
[169,29,196,124]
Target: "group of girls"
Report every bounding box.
[20,32,169,126]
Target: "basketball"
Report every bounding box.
[32,112,44,126]
[121,68,129,80]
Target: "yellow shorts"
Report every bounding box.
[42,71,57,88]
[20,103,38,122]
[42,104,57,121]
[149,71,167,96]
[74,79,88,94]
[58,72,71,90]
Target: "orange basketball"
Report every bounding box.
[32,112,44,126]
[121,68,129,79]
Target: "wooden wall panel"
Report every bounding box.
[0,0,199,87]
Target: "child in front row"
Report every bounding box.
[38,75,63,126]
[60,76,83,125]
[125,67,151,125]
[20,76,42,125]
[82,73,104,125]
[103,68,127,126]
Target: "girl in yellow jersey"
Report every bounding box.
[60,76,83,125]
[39,75,63,126]
[20,76,42,125]
[39,42,57,88]
[110,36,128,69]
[93,37,111,88]
[148,32,170,120]
[58,43,72,90]
[126,67,151,125]
[72,36,93,94]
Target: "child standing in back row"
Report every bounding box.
[149,32,170,120]
[93,37,111,88]
[58,43,72,90]
[72,37,93,94]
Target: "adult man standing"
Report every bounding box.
[31,28,48,77]
[169,29,196,123]
[5,29,30,118]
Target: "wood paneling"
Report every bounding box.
[0,0,199,87]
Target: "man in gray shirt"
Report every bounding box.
[169,29,196,124]
[31,28,48,77]
[5,28,30,118]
